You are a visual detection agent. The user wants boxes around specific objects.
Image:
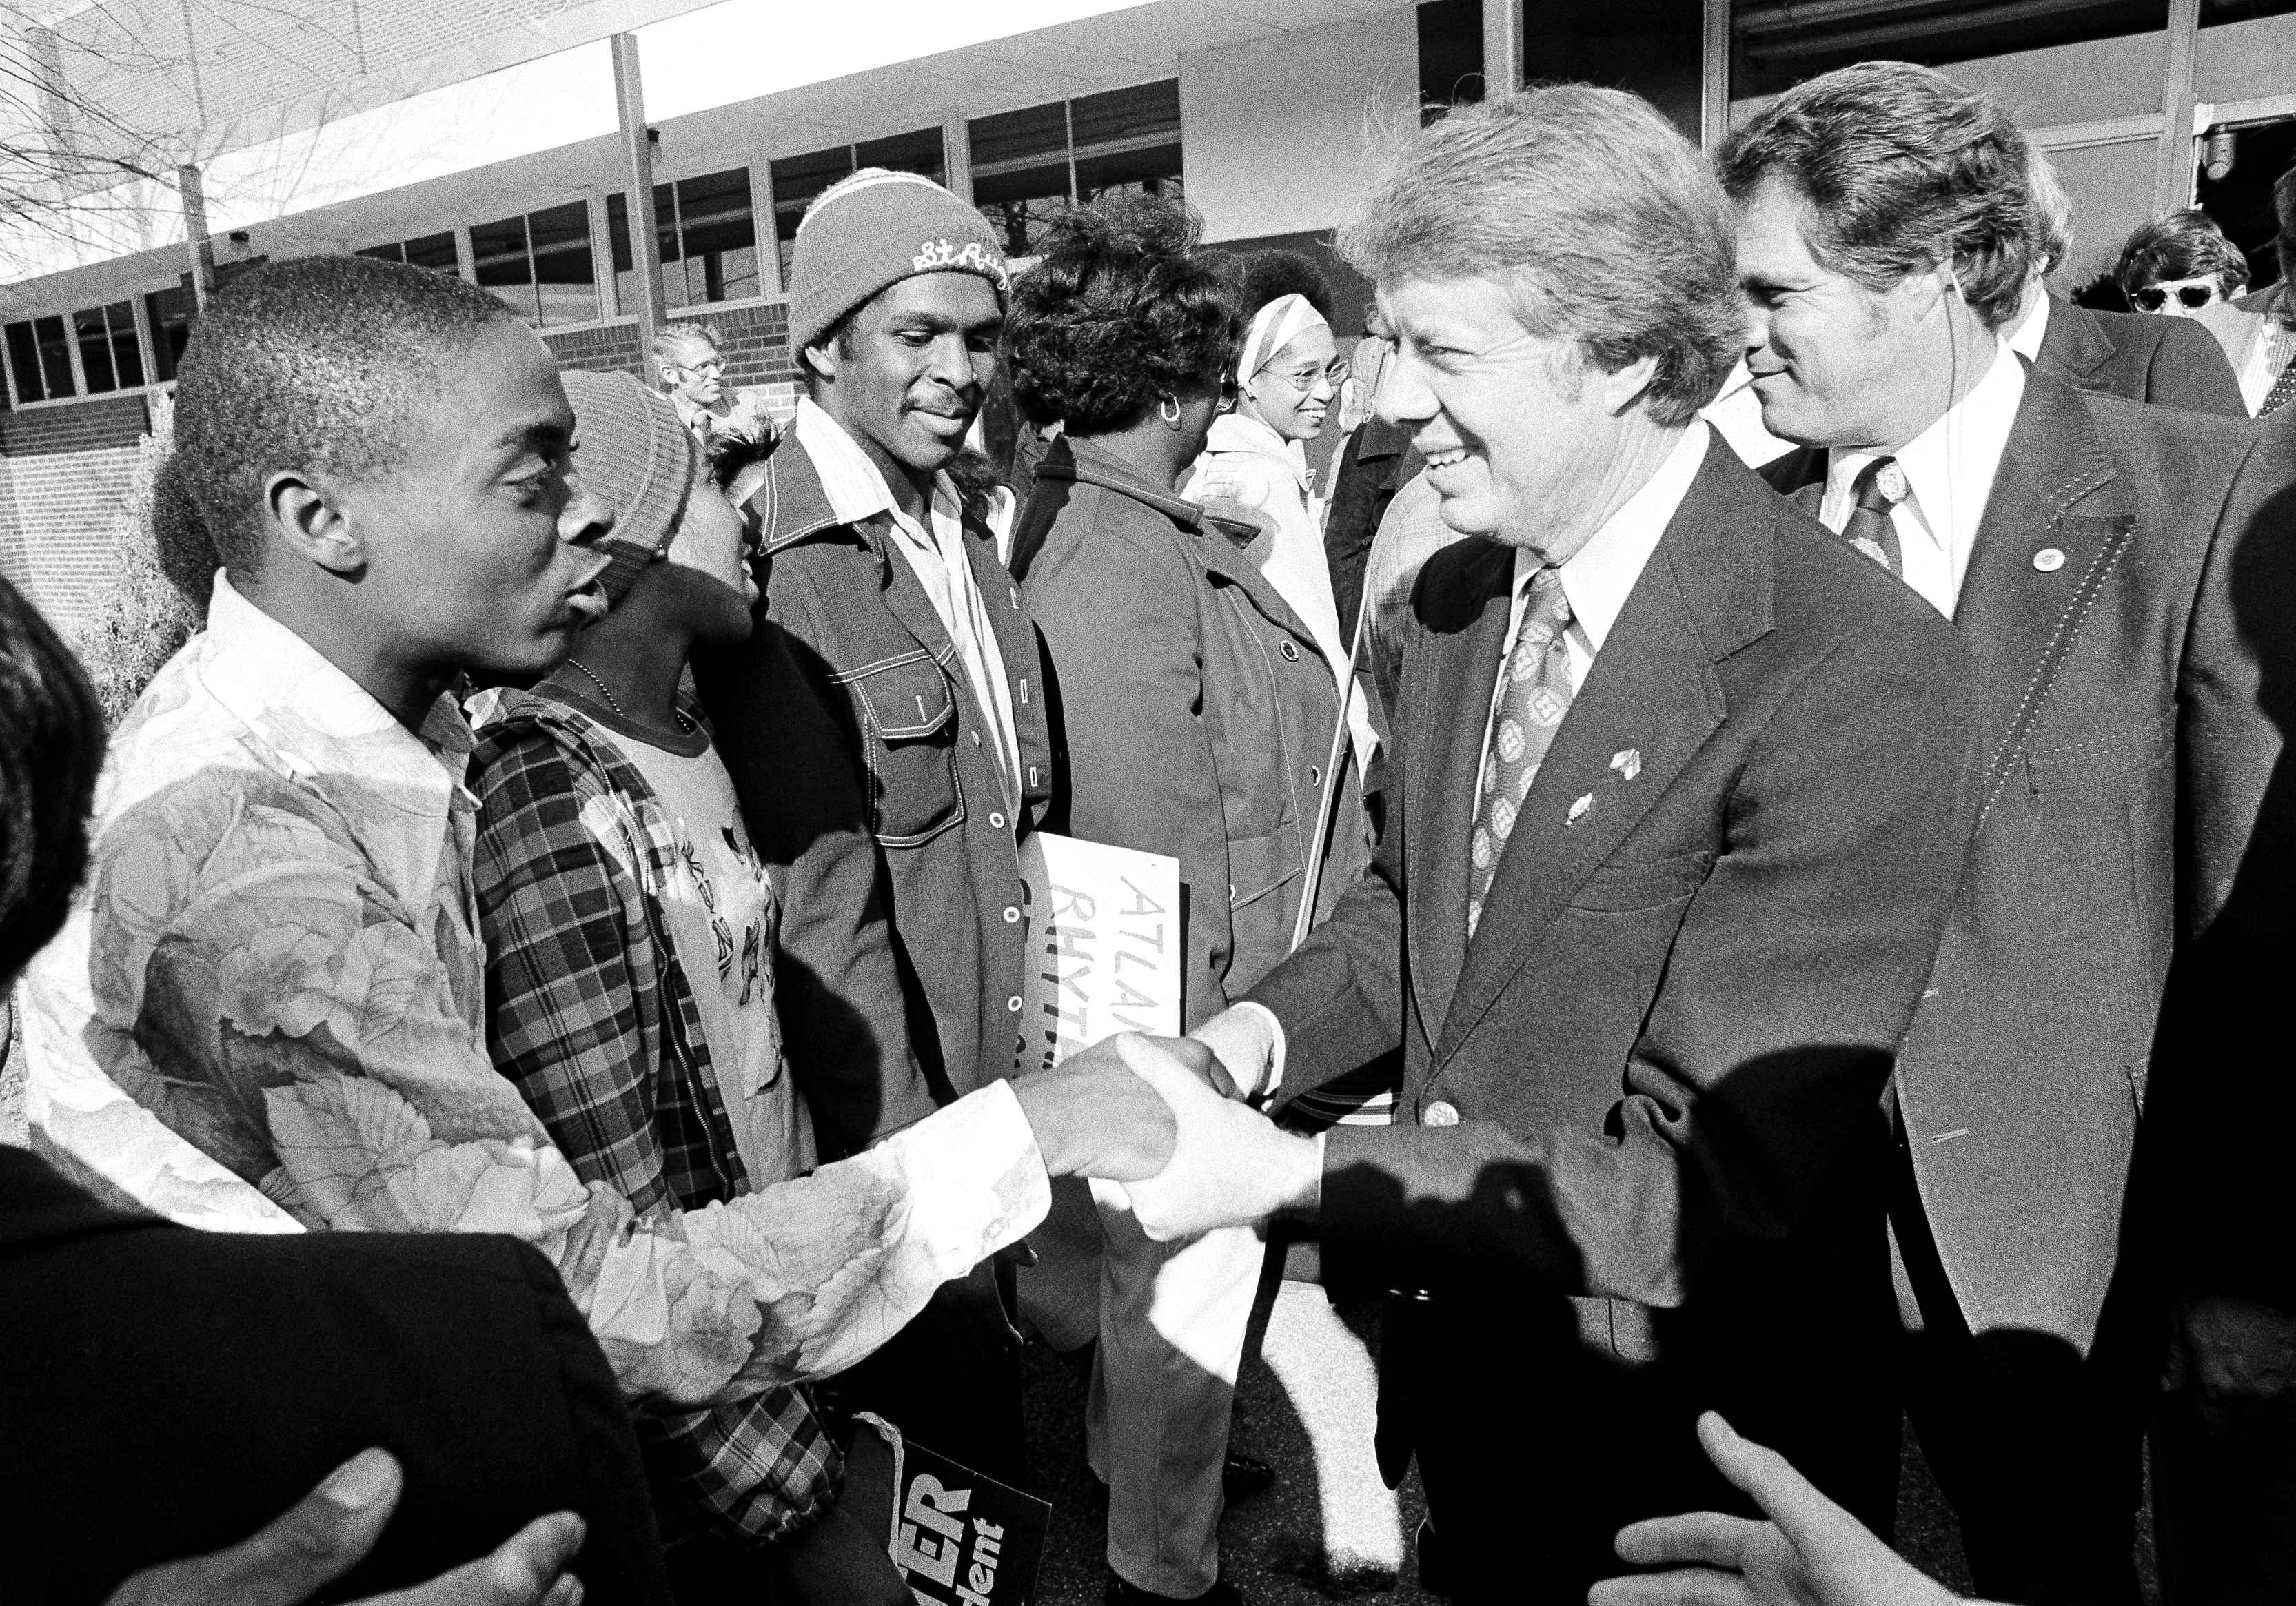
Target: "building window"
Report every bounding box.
[1730,0,2171,100]
[609,167,762,312]
[4,301,143,403]
[73,301,143,394]
[357,232,461,274]
[770,128,946,286]
[970,80,1181,257]
[143,284,196,383]
[4,316,74,404]
[471,202,599,328]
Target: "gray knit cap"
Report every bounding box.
[562,369,696,602]
[789,168,1010,355]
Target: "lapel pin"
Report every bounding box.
[2033,547,2066,573]
[1567,793,1594,826]
[1610,748,1642,781]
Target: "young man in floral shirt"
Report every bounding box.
[20,258,1192,1566]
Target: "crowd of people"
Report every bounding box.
[3,50,2295,1606]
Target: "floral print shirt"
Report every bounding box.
[20,575,1050,1415]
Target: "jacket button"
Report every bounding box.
[1423,1101,1460,1127]
[1002,905,1020,924]
[1280,641,1300,662]
[1309,765,1322,786]
[1007,995,1023,1013]
[2033,547,2066,573]
[989,811,1006,829]
[971,731,982,746]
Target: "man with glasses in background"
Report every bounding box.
[657,321,775,447]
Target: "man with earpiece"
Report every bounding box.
[1723,61,2292,1606]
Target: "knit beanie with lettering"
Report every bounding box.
[562,368,696,603]
[788,167,1011,356]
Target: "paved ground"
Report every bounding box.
[1017,1277,2131,1605]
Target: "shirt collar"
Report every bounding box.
[1207,411,1312,489]
[793,396,960,535]
[196,573,476,903]
[2006,289,2049,359]
[1514,421,1711,658]
[1827,340,2025,561]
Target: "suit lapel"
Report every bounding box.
[1949,373,2133,826]
[1434,536,1730,1063]
[1433,444,1773,1062]
[1405,539,1514,1049]
[2037,294,2115,382]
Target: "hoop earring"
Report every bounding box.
[1159,395,1181,426]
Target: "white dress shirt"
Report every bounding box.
[1820,341,2026,621]
[2007,289,2050,361]
[795,397,1024,814]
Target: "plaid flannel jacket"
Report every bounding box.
[468,687,837,1543]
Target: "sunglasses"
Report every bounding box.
[2131,283,2219,312]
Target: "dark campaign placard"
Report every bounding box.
[845,1417,1052,1606]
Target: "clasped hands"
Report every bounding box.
[1007,1010,1320,1240]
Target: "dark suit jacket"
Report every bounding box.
[0,1145,669,1605]
[1248,438,1982,1546]
[2035,290,2246,415]
[1762,370,2275,1353]
[702,436,1053,1115]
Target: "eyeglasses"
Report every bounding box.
[675,358,726,377]
[2131,281,2221,312]
[1266,360,1350,396]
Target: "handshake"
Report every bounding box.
[1006,1015,1323,1240]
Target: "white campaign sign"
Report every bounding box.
[1015,831,1183,1071]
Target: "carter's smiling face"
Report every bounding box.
[1375,274,1647,562]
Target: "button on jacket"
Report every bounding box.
[700,425,1053,1109]
[1011,435,1372,1031]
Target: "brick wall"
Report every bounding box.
[545,303,802,425]
[0,394,153,635]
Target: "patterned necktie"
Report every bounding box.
[1842,457,1907,578]
[2262,357,2296,419]
[1468,567,1573,937]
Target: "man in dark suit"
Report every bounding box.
[1106,85,1984,1606]
[2005,148,2246,415]
[1720,63,2282,1606]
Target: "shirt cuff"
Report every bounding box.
[1192,1000,1287,1101]
[884,1079,1053,1260]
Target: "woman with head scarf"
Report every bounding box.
[1006,195,1374,1606]
[1185,254,1381,781]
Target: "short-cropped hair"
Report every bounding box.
[1338,84,1740,427]
[0,573,104,989]
[1007,191,1243,434]
[172,255,518,577]
[2116,210,2250,297]
[1719,61,2035,329]
[655,321,721,363]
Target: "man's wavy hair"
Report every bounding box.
[1337,83,1740,427]
[1719,61,2035,330]
[1006,192,1243,434]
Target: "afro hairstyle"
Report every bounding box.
[0,571,104,988]
[1005,190,1243,434]
[1237,246,1337,323]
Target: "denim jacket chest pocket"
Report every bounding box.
[840,651,964,847]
